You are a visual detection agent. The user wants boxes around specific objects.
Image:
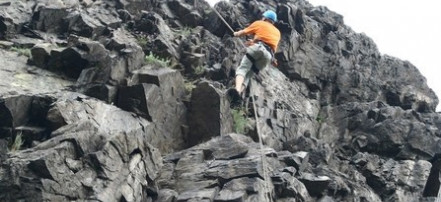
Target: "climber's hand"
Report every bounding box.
[271,59,278,67]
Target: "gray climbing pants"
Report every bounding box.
[235,42,272,88]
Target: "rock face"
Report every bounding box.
[1,0,441,201]
[0,93,163,201]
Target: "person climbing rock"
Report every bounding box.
[227,10,281,106]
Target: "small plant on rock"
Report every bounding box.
[136,35,148,47]
[10,47,31,57]
[184,80,197,95]
[316,115,324,123]
[232,107,248,134]
[193,65,205,76]
[8,131,23,152]
[175,26,193,36]
[145,52,170,67]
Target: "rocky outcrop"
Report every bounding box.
[1,0,441,201]
[187,81,233,146]
[157,133,313,201]
[0,93,163,201]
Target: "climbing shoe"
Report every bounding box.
[226,88,242,108]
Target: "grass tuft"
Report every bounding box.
[10,47,31,57]
[232,107,248,134]
[145,52,171,67]
[8,131,23,152]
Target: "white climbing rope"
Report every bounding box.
[251,81,274,202]
[436,185,441,202]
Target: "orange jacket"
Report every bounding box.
[241,20,281,52]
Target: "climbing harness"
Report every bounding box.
[245,41,274,74]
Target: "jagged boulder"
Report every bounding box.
[167,0,204,27]
[115,0,154,17]
[352,152,432,201]
[187,81,233,147]
[118,83,162,121]
[74,28,144,102]
[31,3,71,33]
[120,66,187,152]
[247,67,320,150]
[134,11,179,60]
[278,5,438,112]
[36,36,110,78]
[0,94,163,201]
[0,0,33,39]
[30,43,55,68]
[64,10,106,38]
[157,133,313,201]
[316,101,441,160]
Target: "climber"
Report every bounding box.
[227,10,281,106]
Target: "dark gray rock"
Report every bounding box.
[1,0,441,201]
[157,189,178,202]
[177,187,219,202]
[0,1,32,39]
[179,32,206,74]
[0,94,163,201]
[0,94,53,151]
[135,11,179,60]
[65,10,106,38]
[157,134,277,202]
[75,28,145,101]
[0,95,33,128]
[352,152,431,201]
[248,67,320,150]
[215,189,247,201]
[203,1,241,37]
[86,6,122,29]
[0,139,7,161]
[32,5,69,33]
[272,171,312,201]
[115,0,154,16]
[203,134,249,160]
[278,151,309,174]
[78,83,118,103]
[0,40,13,48]
[0,48,74,97]
[10,36,45,48]
[298,173,331,197]
[118,83,162,121]
[317,102,441,160]
[423,156,441,197]
[121,67,187,153]
[44,36,109,78]
[129,67,186,101]
[187,81,233,147]
[167,0,203,27]
[30,43,55,68]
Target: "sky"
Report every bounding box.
[206,0,441,111]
